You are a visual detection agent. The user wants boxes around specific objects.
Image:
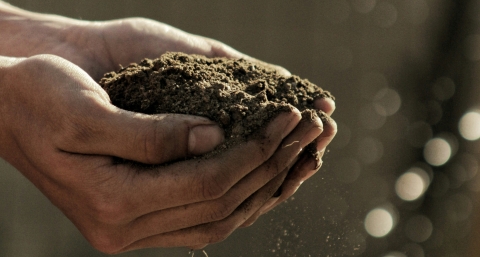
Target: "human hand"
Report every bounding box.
[238,101,337,229]
[0,6,289,79]
[0,54,325,253]
[0,4,337,250]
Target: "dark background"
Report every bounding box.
[1,0,480,256]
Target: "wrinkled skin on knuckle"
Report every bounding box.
[54,113,97,149]
[141,117,189,164]
[141,122,164,164]
[89,194,130,226]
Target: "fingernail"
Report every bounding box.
[189,125,225,155]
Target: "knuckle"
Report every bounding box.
[141,123,164,163]
[53,107,108,150]
[90,197,129,225]
[67,118,97,144]
[141,117,189,164]
[86,229,124,254]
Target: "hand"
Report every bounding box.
[0,55,325,253]
[239,102,337,228]
[0,5,337,251]
[0,7,290,80]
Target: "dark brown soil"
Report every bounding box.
[99,52,333,160]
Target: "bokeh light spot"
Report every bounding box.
[458,153,479,180]
[373,88,401,116]
[373,2,398,28]
[405,215,433,242]
[403,243,425,257]
[360,104,387,130]
[360,72,389,100]
[395,167,430,201]
[404,0,429,25]
[424,138,452,166]
[459,110,480,140]
[432,77,455,101]
[445,194,473,222]
[365,208,394,238]
[357,137,384,164]
[383,252,407,257]
[334,157,361,183]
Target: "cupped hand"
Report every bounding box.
[0,8,337,251]
[43,17,337,226]
[0,55,327,253]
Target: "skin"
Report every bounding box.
[0,2,336,254]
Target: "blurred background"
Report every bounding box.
[2,0,480,256]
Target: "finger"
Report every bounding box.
[167,30,291,76]
[239,199,270,228]
[197,36,291,76]
[106,110,301,216]
[57,105,225,164]
[124,115,322,241]
[314,97,336,116]
[315,113,338,151]
[240,162,301,227]
[258,114,336,214]
[240,154,302,228]
[121,167,290,251]
[260,152,322,215]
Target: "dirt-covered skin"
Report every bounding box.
[100,52,333,155]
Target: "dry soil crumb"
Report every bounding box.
[99,52,333,159]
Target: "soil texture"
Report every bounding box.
[99,52,333,159]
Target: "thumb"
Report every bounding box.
[62,106,224,164]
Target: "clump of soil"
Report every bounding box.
[99,52,333,158]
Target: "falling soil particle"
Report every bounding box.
[99,52,333,160]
